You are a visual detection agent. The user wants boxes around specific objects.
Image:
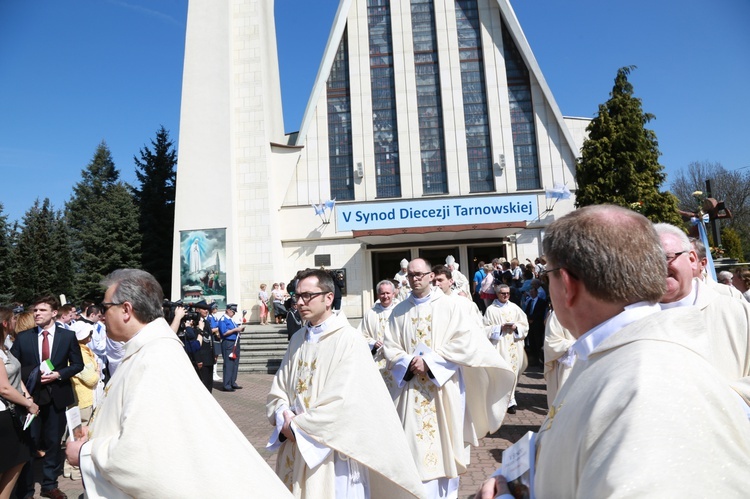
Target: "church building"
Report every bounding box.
[171,0,588,320]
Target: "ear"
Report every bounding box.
[325,291,334,309]
[120,302,133,321]
[558,269,579,309]
[687,250,700,272]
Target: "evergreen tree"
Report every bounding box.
[575,66,682,225]
[13,199,58,304]
[51,212,75,301]
[67,142,142,301]
[133,126,177,296]
[0,204,15,302]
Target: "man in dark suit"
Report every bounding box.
[524,284,548,367]
[11,295,83,499]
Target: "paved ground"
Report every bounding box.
[54,366,547,498]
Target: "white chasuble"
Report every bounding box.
[80,318,291,498]
[483,299,529,383]
[267,312,426,499]
[383,289,515,482]
[541,311,576,408]
[359,303,400,398]
[535,307,750,497]
[690,278,750,406]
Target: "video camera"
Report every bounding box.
[163,299,201,328]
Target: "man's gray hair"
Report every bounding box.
[376,280,395,294]
[101,269,164,323]
[717,270,733,284]
[543,205,666,303]
[689,237,706,260]
[653,223,691,252]
[494,283,510,294]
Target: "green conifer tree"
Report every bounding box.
[575,66,682,225]
[67,142,142,300]
[133,126,177,296]
[13,199,58,303]
[0,204,16,303]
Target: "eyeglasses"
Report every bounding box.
[497,292,510,296]
[538,267,562,279]
[296,291,329,304]
[665,251,686,264]
[407,272,432,280]
[101,302,124,313]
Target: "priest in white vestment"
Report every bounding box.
[384,259,515,498]
[444,256,470,296]
[475,206,750,498]
[267,269,426,499]
[656,223,750,408]
[483,284,528,413]
[358,279,400,397]
[541,311,575,408]
[395,259,411,301]
[432,265,483,329]
[65,269,292,499]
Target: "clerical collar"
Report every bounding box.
[659,279,698,310]
[492,299,509,308]
[411,291,432,305]
[306,314,335,340]
[573,301,660,361]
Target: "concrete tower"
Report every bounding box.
[172,0,287,304]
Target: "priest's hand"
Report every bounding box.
[474,475,510,499]
[65,425,90,467]
[410,356,427,376]
[281,410,296,443]
[374,340,383,349]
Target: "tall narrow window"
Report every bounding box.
[412,0,447,194]
[368,0,401,198]
[327,29,354,201]
[502,23,540,190]
[455,0,493,193]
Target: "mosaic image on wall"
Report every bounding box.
[179,228,227,308]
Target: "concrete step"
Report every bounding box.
[217,324,290,374]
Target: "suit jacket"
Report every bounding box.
[525,297,549,335]
[10,325,84,410]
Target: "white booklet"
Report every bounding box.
[493,430,537,499]
[66,406,83,441]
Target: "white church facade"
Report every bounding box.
[171,0,588,321]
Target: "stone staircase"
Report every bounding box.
[216,324,290,374]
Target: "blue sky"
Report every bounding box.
[1,0,748,224]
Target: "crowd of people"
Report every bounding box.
[2,204,750,498]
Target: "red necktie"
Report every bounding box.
[42,330,50,361]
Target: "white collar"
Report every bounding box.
[38,325,55,335]
[573,301,661,361]
[659,279,698,310]
[411,291,432,305]
[306,313,336,342]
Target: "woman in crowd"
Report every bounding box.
[64,322,101,480]
[0,311,39,499]
[479,263,497,307]
[258,284,269,325]
[271,283,287,324]
[14,312,34,336]
[0,308,15,350]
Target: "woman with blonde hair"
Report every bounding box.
[1,309,40,499]
[258,284,269,325]
[14,312,34,335]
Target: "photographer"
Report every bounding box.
[330,269,344,311]
[168,302,216,392]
